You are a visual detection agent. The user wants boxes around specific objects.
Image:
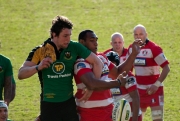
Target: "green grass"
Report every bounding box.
[0,0,179,120]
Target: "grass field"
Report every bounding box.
[0,0,180,120]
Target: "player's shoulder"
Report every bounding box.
[122,48,128,55]
[147,40,161,49]
[0,54,11,63]
[103,48,113,54]
[97,52,109,62]
[32,38,52,51]
[0,54,10,60]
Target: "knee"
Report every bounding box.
[151,110,163,121]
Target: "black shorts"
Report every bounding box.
[40,96,79,121]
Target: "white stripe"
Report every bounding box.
[76,98,113,108]
[113,94,132,102]
[137,83,163,90]
[135,66,160,76]
[154,53,167,66]
[76,83,86,89]
[128,48,153,58]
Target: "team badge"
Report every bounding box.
[142,50,148,56]
[64,51,72,60]
[52,62,65,74]
[77,63,86,69]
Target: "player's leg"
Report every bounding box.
[141,107,147,120]
[150,105,163,121]
[150,87,164,121]
[61,96,79,121]
[40,96,79,121]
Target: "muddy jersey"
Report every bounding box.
[74,53,115,108]
[26,38,91,102]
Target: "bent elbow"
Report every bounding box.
[18,73,24,80]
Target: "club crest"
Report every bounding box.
[64,51,72,60]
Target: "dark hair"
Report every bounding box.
[106,51,120,66]
[78,30,94,41]
[50,15,73,38]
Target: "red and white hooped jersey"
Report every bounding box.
[74,53,115,108]
[127,40,169,86]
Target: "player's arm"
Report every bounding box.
[18,57,53,80]
[129,90,140,121]
[10,83,16,102]
[85,52,103,79]
[157,64,170,83]
[147,64,170,94]
[79,71,126,91]
[4,76,12,106]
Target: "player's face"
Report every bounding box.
[0,108,8,121]
[84,32,98,53]
[133,27,147,43]
[111,37,124,53]
[54,28,72,49]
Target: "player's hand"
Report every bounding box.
[78,87,93,103]
[131,39,144,55]
[146,85,158,95]
[117,71,128,87]
[38,57,53,70]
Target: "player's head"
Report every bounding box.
[106,51,120,66]
[0,101,8,121]
[133,24,147,43]
[50,15,73,49]
[110,32,124,54]
[78,30,98,53]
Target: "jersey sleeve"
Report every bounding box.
[4,58,13,77]
[125,75,137,92]
[26,46,41,64]
[73,41,91,59]
[74,59,92,77]
[152,45,169,68]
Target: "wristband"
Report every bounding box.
[35,65,39,72]
[154,80,161,87]
[117,79,121,86]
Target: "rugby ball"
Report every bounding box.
[112,98,131,121]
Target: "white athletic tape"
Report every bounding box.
[0,100,8,109]
[151,110,163,120]
[154,80,161,87]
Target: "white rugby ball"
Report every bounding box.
[112,98,131,121]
